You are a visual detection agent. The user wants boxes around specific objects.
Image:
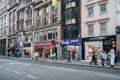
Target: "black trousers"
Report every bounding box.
[101,59,105,66]
[90,58,97,65]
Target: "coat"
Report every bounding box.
[110,53,115,65]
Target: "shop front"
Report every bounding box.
[23,43,31,57]
[60,38,82,60]
[82,35,116,60]
[8,44,17,57]
[0,39,6,56]
[34,41,51,59]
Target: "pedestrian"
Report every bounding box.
[101,50,107,66]
[31,51,34,60]
[115,51,118,63]
[34,51,39,60]
[67,50,71,63]
[53,52,56,60]
[99,50,103,65]
[16,50,20,58]
[90,49,97,65]
[107,50,111,65]
[75,51,78,61]
[42,51,45,63]
[6,52,9,58]
[110,51,115,67]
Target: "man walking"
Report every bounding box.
[90,49,97,65]
[67,50,71,63]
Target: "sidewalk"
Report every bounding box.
[0,56,120,69]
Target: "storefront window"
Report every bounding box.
[44,35,47,40]
[104,40,111,45]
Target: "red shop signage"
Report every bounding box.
[34,41,51,48]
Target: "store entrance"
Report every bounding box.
[63,46,80,60]
[85,41,103,60]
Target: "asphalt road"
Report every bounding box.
[0,58,120,80]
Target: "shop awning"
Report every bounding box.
[34,41,51,48]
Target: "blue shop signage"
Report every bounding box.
[60,38,82,46]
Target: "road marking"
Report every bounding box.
[5,68,10,71]
[99,73,120,79]
[14,71,21,74]
[10,62,31,65]
[0,60,7,62]
[27,75,37,79]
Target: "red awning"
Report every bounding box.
[34,41,51,48]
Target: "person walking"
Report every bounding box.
[67,50,71,63]
[34,51,39,60]
[53,52,56,60]
[110,51,115,67]
[101,50,107,66]
[31,51,35,60]
[42,51,45,63]
[107,50,111,65]
[90,50,97,65]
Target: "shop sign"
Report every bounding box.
[34,41,51,48]
[60,38,81,46]
[89,37,106,41]
[83,35,116,41]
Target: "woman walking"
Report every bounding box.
[110,51,115,67]
[67,50,71,63]
[101,50,107,66]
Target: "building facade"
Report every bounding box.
[0,0,9,55]
[33,0,61,59]
[61,0,81,60]
[81,0,117,60]
[17,0,34,57]
[7,0,18,56]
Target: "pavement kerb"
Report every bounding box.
[43,60,120,69]
[0,56,120,69]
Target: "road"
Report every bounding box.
[0,58,120,80]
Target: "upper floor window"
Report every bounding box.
[87,0,93,2]
[27,11,32,18]
[44,17,48,25]
[100,22,107,35]
[1,17,3,22]
[26,0,32,5]
[65,0,74,3]
[19,11,24,19]
[52,14,58,23]
[37,19,41,27]
[4,15,6,21]
[26,20,32,29]
[88,24,94,36]
[88,7,94,16]
[44,6,49,13]
[19,1,25,9]
[13,10,16,17]
[37,9,41,16]
[100,3,107,13]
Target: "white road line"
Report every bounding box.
[99,73,120,79]
[5,68,10,71]
[10,62,31,65]
[27,75,37,79]
[14,71,21,74]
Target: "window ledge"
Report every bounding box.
[87,15,94,18]
[99,12,107,15]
